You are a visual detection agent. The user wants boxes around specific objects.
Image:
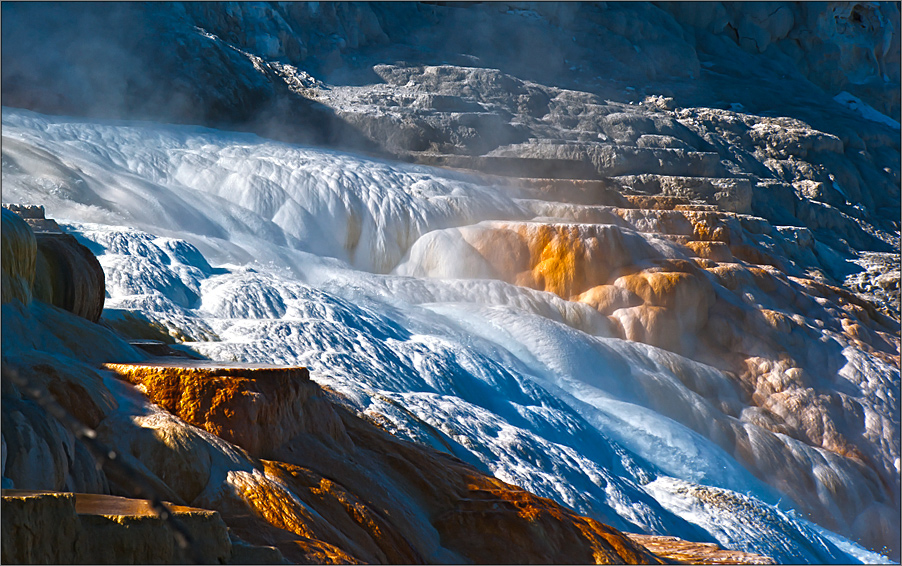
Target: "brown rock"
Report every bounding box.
[101,360,665,564]
[625,195,691,210]
[264,460,424,565]
[433,479,662,565]
[223,513,361,565]
[103,361,350,457]
[1,491,80,564]
[1,490,232,564]
[625,533,776,564]
[685,240,734,262]
[575,284,643,315]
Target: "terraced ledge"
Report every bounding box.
[625,534,776,565]
[414,153,601,179]
[102,361,348,457]
[482,175,750,212]
[0,490,241,564]
[487,142,729,178]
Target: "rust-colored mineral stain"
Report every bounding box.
[498,223,630,300]
[625,195,690,210]
[625,534,776,564]
[685,240,733,262]
[689,214,730,243]
[615,271,702,309]
[231,474,319,540]
[102,361,314,456]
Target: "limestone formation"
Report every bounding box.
[1,205,105,322]
[100,359,663,564]
[394,197,900,554]
[1,204,839,566]
[0,1,898,562]
[1,491,235,564]
[625,533,776,565]
[102,362,350,457]
[1,208,36,305]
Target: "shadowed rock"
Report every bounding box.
[1,208,36,305]
[34,233,105,323]
[2,205,105,322]
[1,490,235,564]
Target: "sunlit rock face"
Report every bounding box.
[1,106,895,562]
[1,491,233,564]
[102,362,347,458]
[1,1,899,562]
[100,359,661,565]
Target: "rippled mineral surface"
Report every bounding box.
[1,2,899,564]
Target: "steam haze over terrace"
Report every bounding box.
[1,2,899,564]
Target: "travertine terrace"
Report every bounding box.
[2,2,899,563]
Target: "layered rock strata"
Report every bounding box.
[101,360,664,565]
[625,533,776,565]
[396,191,900,555]
[1,490,234,564]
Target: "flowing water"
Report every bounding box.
[2,107,895,563]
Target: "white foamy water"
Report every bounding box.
[2,107,894,564]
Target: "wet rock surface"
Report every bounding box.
[1,2,899,563]
[625,533,777,565]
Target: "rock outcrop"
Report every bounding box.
[1,1,898,562]
[1,208,36,305]
[2,204,105,322]
[100,359,663,565]
[33,232,105,322]
[102,362,348,458]
[1,491,234,564]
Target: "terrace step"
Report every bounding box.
[496,175,752,213]
[0,490,239,564]
[485,142,730,177]
[625,533,776,565]
[102,361,349,457]
[415,153,600,179]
